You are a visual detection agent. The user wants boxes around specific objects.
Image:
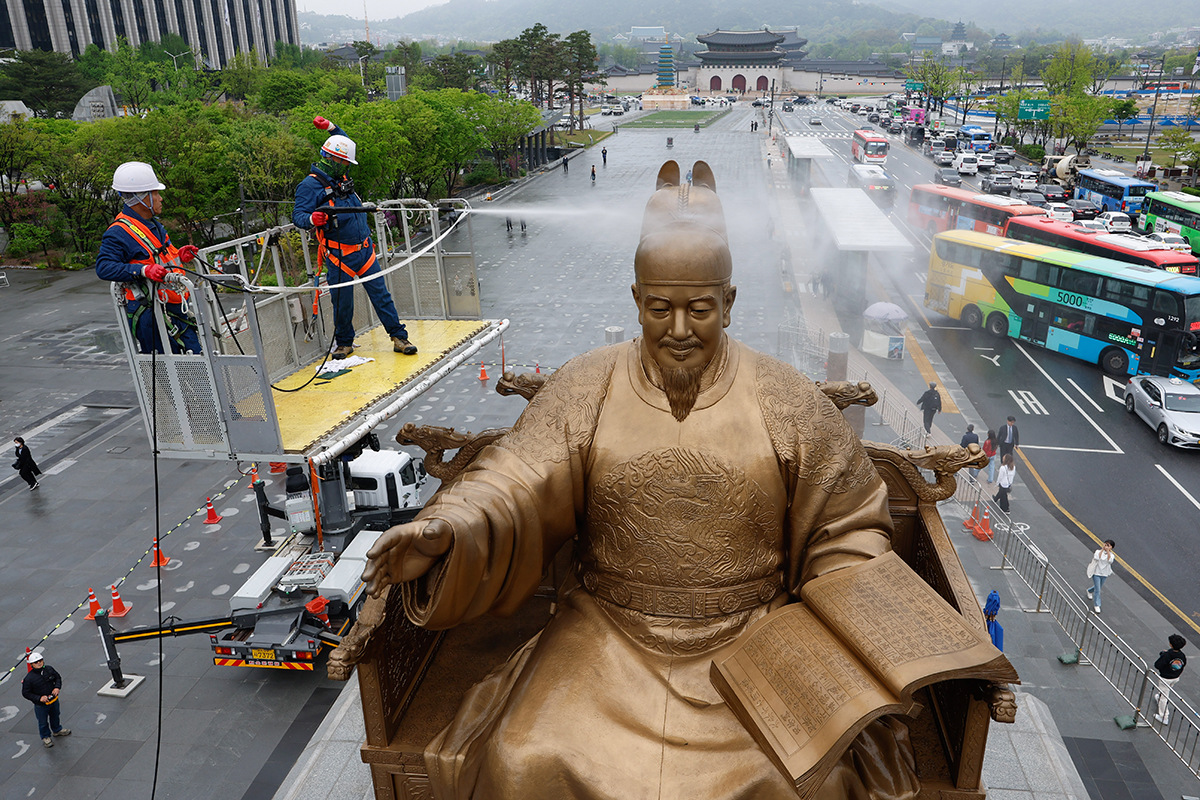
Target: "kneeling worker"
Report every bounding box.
[95,161,201,354]
[294,116,417,358]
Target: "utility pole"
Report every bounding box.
[1142,55,1168,169]
[993,56,1007,140]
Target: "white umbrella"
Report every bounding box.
[862,302,909,322]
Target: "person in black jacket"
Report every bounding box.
[22,652,70,746]
[959,424,980,477]
[1153,634,1187,724]
[916,381,942,433]
[12,436,39,490]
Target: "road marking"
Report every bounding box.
[981,354,1001,366]
[1102,375,1126,404]
[1067,378,1104,413]
[1017,450,1200,636]
[1008,389,1048,414]
[1019,445,1122,453]
[1013,342,1123,453]
[903,331,960,413]
[21,406,86,442]
[42,459,75,476]
[1155,464,1200,512]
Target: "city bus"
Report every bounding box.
[1074,169,1156,215]
[850,129,889,165]
[1005,216,1199,275]
[1139,191,1200,254]
[908,184,1047,236]
[924,229,1200,378]
[955,125,993,152]
[847,164,897,211]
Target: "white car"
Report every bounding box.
[976,152,995,170]
[1145,231,1191,251]
[1096,211,1132,233]
[1013,171,1039,191]
[1125,375,1200,448]
[934,150,955,166]
[1073,219,1108,232]
[954,153,979,175]
[1045,203,1074,222]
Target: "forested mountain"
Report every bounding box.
[882,0,1194,40]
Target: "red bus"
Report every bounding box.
[908,184,1047,236]
[851,129,889,165]
[1005,216,1199,275]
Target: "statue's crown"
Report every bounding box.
[634,161,732,286]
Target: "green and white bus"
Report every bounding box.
[925,230,1200,378]
[1140,191,1200,254]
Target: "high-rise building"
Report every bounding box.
[0,0,300,68]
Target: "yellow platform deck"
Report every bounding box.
[272,319,490,453]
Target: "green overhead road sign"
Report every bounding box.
[905,81,924,90]
[1018,99,1051,121]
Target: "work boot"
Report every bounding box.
[332,344,355,360]
[42,737,52,748]
[53,728,71,737]
[392,337,418,355]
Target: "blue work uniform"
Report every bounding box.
[292,125,407,348]
[95,206,202,355]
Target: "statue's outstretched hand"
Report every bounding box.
[363,518,453,597]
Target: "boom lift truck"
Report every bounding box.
[107,199,508,670]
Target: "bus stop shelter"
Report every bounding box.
[809,187,914,321]
[785,136,835,195]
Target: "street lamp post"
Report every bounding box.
[993,56,1007,140]
[1141,55,1168,168]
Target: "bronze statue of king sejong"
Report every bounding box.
[364,161,921,799]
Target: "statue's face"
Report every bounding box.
[632,282,736,372]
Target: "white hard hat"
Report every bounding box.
[321,134,358,165]
[112,161,165,192]
[27,651,43,664]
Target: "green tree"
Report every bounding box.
[0,117,52,226]
[487,38,522,94]
[255,69,310,113]
[561,31,599,132]
[415,53,483,91]
[0,50,93,118]
[108,38,155,113]
[221,115,310,227]
[467,92,541,176]
[1042,41,1095,97]
[1055,94,1109,153]
[222,49,263,101]
[1110,98,1139,138]
[36,118,131,253]
[77,44,115,86]
[310,70,368,105]
[1156,127,1195,168]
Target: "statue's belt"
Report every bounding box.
[581,570,781,618]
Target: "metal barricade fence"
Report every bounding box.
[948,475,1200,780]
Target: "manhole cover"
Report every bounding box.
[108,446,129,454]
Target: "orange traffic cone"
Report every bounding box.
[269,462,288,474]
[204,498,222,524]
[250,464,259,484]
[84,587,103,620]
[535,362,540,374]
[479,362,488,381]
[305,596,331,626]
[973,508,994,541]
[963,501,980,530]
[150,537,170,567]
[109,585,132,617]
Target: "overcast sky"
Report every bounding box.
[298,0,447,20]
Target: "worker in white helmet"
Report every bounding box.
[95,161,202,354]
[293,116,417,359]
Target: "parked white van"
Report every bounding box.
[954,152,979,175]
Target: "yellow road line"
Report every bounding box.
[903,332,961,414]
[1016,449,1200,636]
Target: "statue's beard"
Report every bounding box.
[658,336,705,421]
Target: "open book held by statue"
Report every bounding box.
[336,161,1019,800]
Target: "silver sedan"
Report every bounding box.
[1124,375,1200,448]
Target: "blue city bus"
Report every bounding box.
[1074,169,1156,215]
[924,229,1200,379]
[955,125,993,152]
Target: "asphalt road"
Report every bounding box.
[774,101,1200,633]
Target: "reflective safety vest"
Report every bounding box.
[108,212,188,305]
[309,173,377,280]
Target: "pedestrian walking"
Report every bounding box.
[1153,634,1187,724]
[960,424,980,477]
[562,156,568,172]
[1085,539,1116,614]
[601,147,607,165]
[591,165,596,183]
[520,219,527,234]
[916,381,942,433]
[982,429,998,483]
[505,216,513,232]
[998,416,1019,458]
[12,436,40,490]
[22,652,69,747]
[993,453,1016,513]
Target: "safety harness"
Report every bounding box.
[307,171,377,282]
[107,212,194,350]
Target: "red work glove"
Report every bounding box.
[143,263,168,282]
[313,116,332,131]
[310,211,328,227]
[178,244,199,264]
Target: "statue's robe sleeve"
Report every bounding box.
[753,353,893,595]
[400,345,621,629]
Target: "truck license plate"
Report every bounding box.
[251,648,276,661]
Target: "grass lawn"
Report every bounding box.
[619,109,729,128]
[552,130,613,148]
